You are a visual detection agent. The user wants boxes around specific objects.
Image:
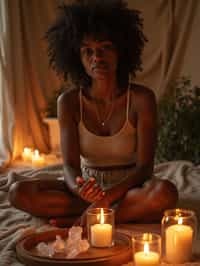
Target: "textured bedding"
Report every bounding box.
[0,161,200,266]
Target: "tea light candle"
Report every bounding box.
[166,217,193,263]
[91,208,112,247]
[32,150,45,167]
[22,147,33,161]
[134,242,160,266]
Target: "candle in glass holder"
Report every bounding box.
[22,147,33,161]
[132,233,161,266]
[162,208,197,264]
[134,242,160,266]
[32,150,45,167]
[87,208,114,248]
[166,217,193,263]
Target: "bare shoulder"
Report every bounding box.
[57,87,80,120]
[58,87,79,107]
[130,83,157,110]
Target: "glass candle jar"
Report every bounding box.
[161,208,197,264]
[87,208,114,248]
[132,233,161,266]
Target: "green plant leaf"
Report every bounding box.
[156,77,200,165]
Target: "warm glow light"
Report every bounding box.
[33,150,39,157]
[178,217,183,225]
[90,208,113,247]
[32,149,45,167]
[134,239,160,266]
[144,242,150,254]
[100,208,104,224]
[24,147,31,153]
[166,218,193,263]
[22,147,33,161]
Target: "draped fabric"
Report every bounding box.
[128,0,200,98]
[0,0,14,169]
[0,0,200,170]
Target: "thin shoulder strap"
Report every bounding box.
[126,84,130,121]
[79,88,83,121]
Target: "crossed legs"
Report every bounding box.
[8,178,178,225]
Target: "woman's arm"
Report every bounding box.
[58,89,82,194]
[103,87,158,204]
[58,90,104,202]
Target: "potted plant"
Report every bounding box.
[156,77,200,165]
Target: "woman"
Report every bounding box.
[9,0,178,226]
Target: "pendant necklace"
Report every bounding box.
[95,100,114,127]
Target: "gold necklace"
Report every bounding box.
[95,101,114,127]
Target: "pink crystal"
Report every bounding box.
[36,242,55,257]
[36,226,89,259]
[65,226,90,258]
[68,226,83,240]
[52,235,66,253]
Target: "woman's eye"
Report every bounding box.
[102,44,114,51]
[82,47,93,56]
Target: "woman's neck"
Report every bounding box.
[90,79,118,103]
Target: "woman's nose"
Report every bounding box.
[93,48,103,58]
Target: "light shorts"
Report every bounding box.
[81,165,138,190]
[81,165,152,209]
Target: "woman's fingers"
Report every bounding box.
[80,178,95,193]
[79,178,96,201]
[78,177,104,203]
[76,176,85,185]
[90,184,104,201]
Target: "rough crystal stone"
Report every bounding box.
[36,226,89,259]
[52,235,66,253]
[36,242,55,257]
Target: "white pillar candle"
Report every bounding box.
[22,147,33,161]
[166,218,193,263]
[91,223,112,247]
[32,150,45,167]
[134,242,160,266]
[91,208,112,247]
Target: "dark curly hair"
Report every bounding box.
[45,0,147,89]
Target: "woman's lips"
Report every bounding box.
[92,63,108,71]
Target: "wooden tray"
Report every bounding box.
[16,228,132,266]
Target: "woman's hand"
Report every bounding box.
[76,176,105,203]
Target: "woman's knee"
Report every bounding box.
[8,180,33,210]
[151,179,178,209]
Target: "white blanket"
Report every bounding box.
[0,161,200,266]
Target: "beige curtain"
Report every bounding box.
[0,0,61,170]
[0,0,14,169]
[0,0,199,170]
[128,0,200,99]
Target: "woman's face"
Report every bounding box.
[80,36,118,81]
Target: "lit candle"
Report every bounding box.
[91,208,112,247]
[134,242,160,266]
[166,217,193,263]
[32,150,45,167]
[22,147,33,161]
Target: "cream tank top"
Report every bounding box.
[78,87,137,168]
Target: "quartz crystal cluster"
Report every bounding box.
[36,226,90,258]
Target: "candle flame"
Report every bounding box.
[144,242,149,254]
[22,147,33,161]
[178,217,183,225]
[34,150,39,157]
[24,147,31,153]
[100,208,104,224]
